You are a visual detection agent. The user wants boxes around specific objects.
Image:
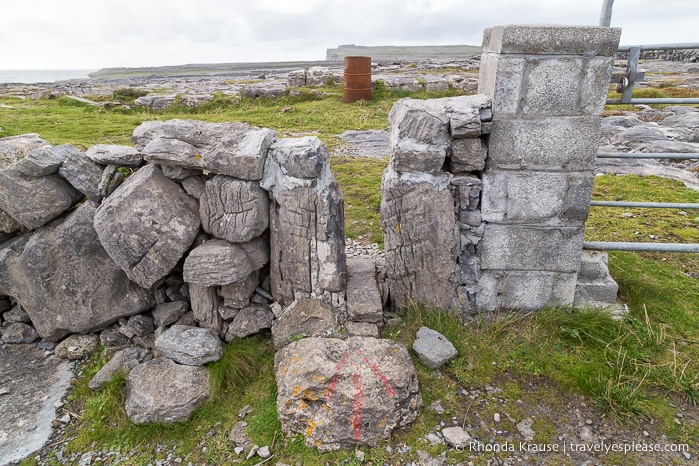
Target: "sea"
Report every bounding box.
[0,69,96,84]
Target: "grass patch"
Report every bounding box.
[330,156,387,244]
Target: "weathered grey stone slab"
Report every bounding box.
[58,148,104,201]
[240,82,288,98]
[94,164,201,289]
[480,224,584,273]
[54,334,99,360]
[442,426,472,448]
[275,336,422,451]
[481,171,594,226]
[98,165,124,199]
[0,134,49,168]
[219,270,260,309]
[137,120,276,180]
[412,327,458,369]
[134,94,177,110]
[152,301,190,328]
[287,69,306,87]
[88,347,149,390]
[14,144,76,176]
[201,128,277,180]
[132,119,247,150]
[388,98,450,175]
[85,144,143,168]
[268,137,329,179]
[118,314,154,339]
[345,321,380,338]
[271,298,336,349]
[450,138,487,172]
[200,176,269,243]
[154,325,223,366]
[0,202,154,340]
[1,322,39,343]
[346,257,383,324]
[183,237,269,287]
[226,305,274,339]
[181,175,206,199]
[0,166,82,229]
[380,167,457,311]
[125,358,210,425]
[263,152,346,304]
[267,183,345,304]
[160,164,200,180]
[188,284,222,333]
[306,66,335,86]
[0,209,21,234]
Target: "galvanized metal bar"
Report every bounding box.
[590,201,699,209]
[606,98,699,105]
[596,152,699,160]
[599,0,615,27]
[584,241,699,253]
[618,43,699,52]
[620,47,640,103]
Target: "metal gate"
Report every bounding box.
[584,0,699,254]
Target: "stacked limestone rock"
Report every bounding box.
[0,122,423,448]
[0,119,346,423]
[380,94,493,314]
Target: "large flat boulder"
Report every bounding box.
[94,164,201,289]
[275,337,422,451]
[0,202,154,340]
[133,119,276,180]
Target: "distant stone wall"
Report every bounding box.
[617,48,699,63]
[381,25,623,314]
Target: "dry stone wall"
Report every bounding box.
[0,119,346,343]
[381,25,623,314]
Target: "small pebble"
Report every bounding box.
[493,413,501,423]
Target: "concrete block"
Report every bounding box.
[450,138,487,173]
[578,250,612,281]
[482,25,622,57]
[478,54,526,116]
[487,116,601,171]
[476,270,578,311]
[522,58,584,115]
[480,224,585,273]
[481,171,594,225]
[581,57,615,116]
[574,275,619,306]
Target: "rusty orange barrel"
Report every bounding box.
[343,56,372,103]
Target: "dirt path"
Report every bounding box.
[0,343,73,465]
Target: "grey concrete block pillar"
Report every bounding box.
[476,25,621,311]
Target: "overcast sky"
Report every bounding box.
[1,0,697,70]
